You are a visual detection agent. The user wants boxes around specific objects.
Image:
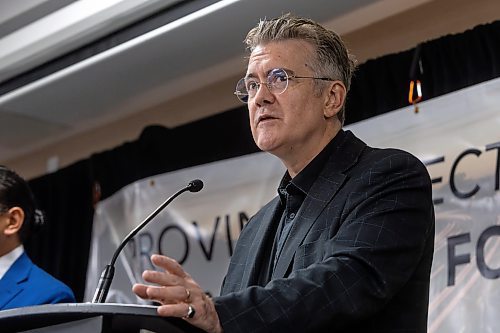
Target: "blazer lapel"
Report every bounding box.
[272,130,366,279]
[272,173,346,279]
[0,253,31,309]
[240,197,281,287]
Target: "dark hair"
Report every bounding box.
[0,165,44,243]
[245,13,356,125]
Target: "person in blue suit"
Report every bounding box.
[0,165,75,310]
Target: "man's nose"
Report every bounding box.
[253,82,275,106]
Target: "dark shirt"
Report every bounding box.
[257,130,346,284]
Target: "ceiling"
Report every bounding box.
[0,0,432,163]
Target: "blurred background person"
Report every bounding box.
[0,165,75,310]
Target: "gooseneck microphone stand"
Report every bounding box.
[92,179,204,303]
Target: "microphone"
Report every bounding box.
[92,179,204,303]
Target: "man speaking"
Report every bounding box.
[133,13,435,333]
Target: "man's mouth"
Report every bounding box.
[257,114,277,124]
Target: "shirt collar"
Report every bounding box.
[0,244,24,280]
[277,129,346,200]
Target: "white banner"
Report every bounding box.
[84,151,286,302]
[85,77,500,332]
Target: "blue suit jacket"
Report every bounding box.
[215,130,435,332]
[0,252,75,310]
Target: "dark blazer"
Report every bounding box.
[0,252,75,310]
[214,130,435,333]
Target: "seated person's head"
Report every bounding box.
[0,166,43,255]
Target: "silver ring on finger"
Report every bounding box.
[183,304,196,319]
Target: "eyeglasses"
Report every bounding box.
[234,68,334,103]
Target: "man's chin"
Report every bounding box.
[256,137,276,151]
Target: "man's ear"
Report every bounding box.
[323,81,346,119]
[3,207,24,236]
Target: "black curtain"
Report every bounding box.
[26,159,94,302]
[346,20,500,123]
[90,109,258,201]
[24,20,500,301]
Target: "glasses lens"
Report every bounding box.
[268,68,289,94]
[234,78,249,103]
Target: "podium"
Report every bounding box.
[0,303,205,333]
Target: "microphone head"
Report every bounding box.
[188,179,204,192]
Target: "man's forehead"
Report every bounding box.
[249,39,312,55]
[246,40,314,74]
